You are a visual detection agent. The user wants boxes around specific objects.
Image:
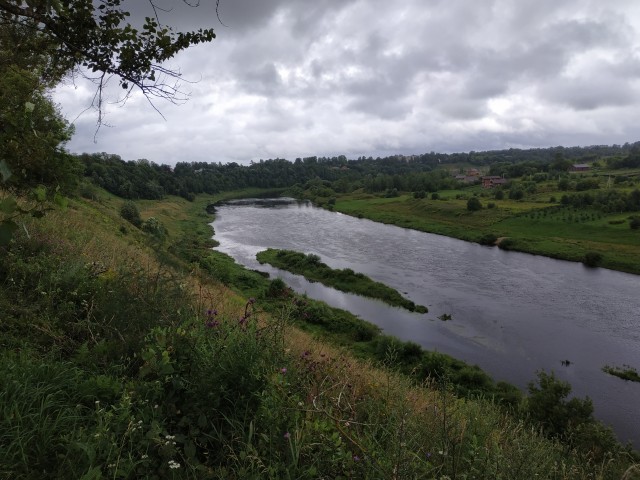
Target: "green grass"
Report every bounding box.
[257,248,428,313]
[331,191,640,273]
[603,365,640,383]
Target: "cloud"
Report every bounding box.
[54,0,640,165]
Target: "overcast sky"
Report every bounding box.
[54,0,640,166]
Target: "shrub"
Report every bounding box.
[431,192,439,200]
[509,189,524,200]
[478,233,498,246]
[141,216,166,239]
[467,197,482,211]
[498,238,517,251]
[583,252,603,267]
[120,201,142,227]
[630,217,640,230]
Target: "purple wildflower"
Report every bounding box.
[280,367,287,374]
[284,432,291,440]
[353,455,360,462]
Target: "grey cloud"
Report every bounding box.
[540,75,638,110]
[55,0,640,165]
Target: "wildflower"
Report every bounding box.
[248,297,256,304]
[206,320,220,328]
[168,460,181,469]
[284,432,291,440]
[280,367,287,374]
[141,454,148,459]
[426,452,432,460]
[353,455,360,462]
[165,435,175,440]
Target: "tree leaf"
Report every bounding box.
[53,193,68,209]
[0,197,18,215]
[33,186,47,202]
[0,221,18,246]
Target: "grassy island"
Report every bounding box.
[603,364,640,382]
[257,248,428,313]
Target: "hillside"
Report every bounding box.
[1,187,638,479]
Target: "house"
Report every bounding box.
[466,168,480,176]
[481,176,507,188]
[570,164,590,172]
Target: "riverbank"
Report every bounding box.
[320,191,640,275]
[6,188,633,477]
[256,248,428,313]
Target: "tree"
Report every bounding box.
[0,1,217,111]
[466,196,482,211]
[1,1,217,244]
[526,370,594,439]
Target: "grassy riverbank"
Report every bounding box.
[324,189,640,274]
[256,248,428,313]
[1,187,638,478]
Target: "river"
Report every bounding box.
[212,198,640,447]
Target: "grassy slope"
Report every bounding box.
[1,188,638,478]
[331,186,640,274]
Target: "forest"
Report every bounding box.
[79,142,640,201]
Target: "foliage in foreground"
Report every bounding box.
[1,202,638,479]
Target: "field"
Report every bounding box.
[330,176,640,274]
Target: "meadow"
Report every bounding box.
[327,173,640,274]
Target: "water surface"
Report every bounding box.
[212,198,640,446]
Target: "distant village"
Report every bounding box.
[452,164,591,188]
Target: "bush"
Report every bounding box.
[431,192,439,200]
[141,216,166,239]
[583,252,603,267]
[630,217,640,230]
[478,233,498,245]
[120,201,142,227]
[498,238,517,251]
[494,190,504,200]
[509,189,524,200]
[467,197,482,211]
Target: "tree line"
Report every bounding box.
[77,143,640,201]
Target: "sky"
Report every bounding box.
[54,0,640,166]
